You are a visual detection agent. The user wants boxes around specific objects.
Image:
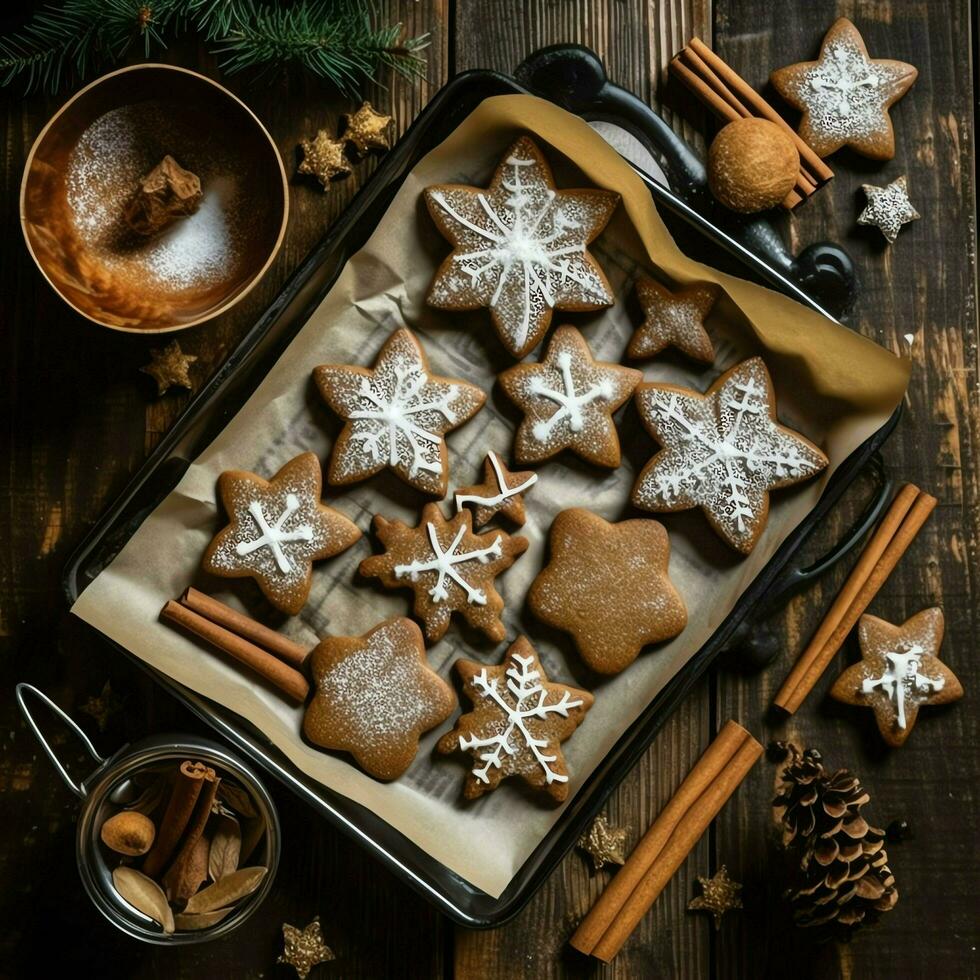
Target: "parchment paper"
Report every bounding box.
[71,95,910,898]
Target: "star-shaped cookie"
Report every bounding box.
[578,814,629,871]
[303,618,455,780]
[359,503,528,643]
[342,101,393,153]
[278,916,335,979]
[202,452,361,615]
[858,176,919,243]
[425,135,619,359]
[629,277,719,363]
[529,508,687,674]
[297,129,351,188]
[437,636,593,801]
[314,327,485,497]
[498,326,641,468]
[632,357,828,554]
[830,607,962,747]
[140,340,197,395]
[688,866,743,930]
[454,451,538,527]
[770,17,917,160]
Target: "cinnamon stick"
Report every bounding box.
[570,721,762,960]
[775,488,937,714]
[161,600,310,702]
[142,760,213,879]
[180,587,309,668]
[162,772,220,902]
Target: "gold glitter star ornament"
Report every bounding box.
[578,814,629,871]
[688,866,743,929]
[858,175,919,244]
[343,101,393,153]
[298,130,351,189]
[278,916,335,979]
[140,340,197,395]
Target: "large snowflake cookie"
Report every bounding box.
[498,325,641,468]
[359,503,528,643]
[313,327,485,497]
[424,135,619,359]
[770,17,917,161]
[202,452,361,615]
[529,509,687,675]
[303,617,456,780]
[629,277,719,364]
[830,608,962,748]
[632,357,828,554]
[437,636,593,801]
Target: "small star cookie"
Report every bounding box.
[857,176,919,243]
[202,452,361,615]
[688,866,743,930]
[830,607,962,747]
[140,340,197,395]
[578,814,629,871]
[629,277,719,363]
[529,508,687,674]
[314,327,485,497]
[297,129,351,189]
[498,325,641,468]
[437,636,593,801]
[359,503,528,643]
[342,101,393,154]
[454,451,538,527]
[303,618,455,779]
[278,916,335,979]
[770,17,917,160]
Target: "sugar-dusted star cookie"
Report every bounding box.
[529,508,687,674]
[858,176,919,244]
[830,608,962,747]
[454,451,538,528]
[342,101,393,154]
[425,135,619,359]
[632,357,828,554]
[498,325,641,468]
[140,340,197,395]
[437,636,593,802]
[278,916,335,979]
[629,277,719,364]
[770,17,917,160]
[303,617,455,780]
[202,452,360,615]
[297,129,351,189]
[578,814,629,871]
[688,866,743,930]
[314,327,485,497]
[359,503,528,643]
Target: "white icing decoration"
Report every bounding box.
[234,493,314,574]
[394,522,502,605]
[454,451,538,512]
[460,652,582,786]
[527,349,615,442]
[861,644,945,730]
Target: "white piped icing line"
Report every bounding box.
[861,644,945,731]
[394,522,503,605]
[460,652,583,786]
[234,494,314,574]
[454,451,538,512]
[528,350,615,441]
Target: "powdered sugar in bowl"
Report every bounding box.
[20,64,288,333]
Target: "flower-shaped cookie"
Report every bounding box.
[629,277,718,364]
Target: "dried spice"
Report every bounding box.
[112,867,175,934]
[208,814,242,881]
[173,907,234,931]
[183,866,268,914]
[101,810,156,856]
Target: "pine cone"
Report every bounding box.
[771,743,898,941]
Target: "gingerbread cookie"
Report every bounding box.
[437,636,593,801]
[454,451,538,528]
[359,503,528,643]
[857,176,919,244]
[303,618,456,779]
[770,18,917,160]
[202,452,360,615]
[424,135,619,359]
[498,326,641,468]
[632,357,828,554]
[830,608,962,748]
[629,277,718,363]
[313,327,485,497]
[529,509,687,674]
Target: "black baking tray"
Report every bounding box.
[63,62,901,928]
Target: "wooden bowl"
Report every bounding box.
[21,64,289,333]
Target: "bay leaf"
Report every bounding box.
[174,907,234,931]
[112,866,175,934]
[239,814,266,866]
[217,782,257,819]
[183,866,267,914]
[208,814,241,882]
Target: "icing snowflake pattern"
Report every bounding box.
[632,357,828,554]
[235,494,314,573]
[861,645,943,731]
[425,136,619,358]
[454,452,538,527]
[314,327,485,496]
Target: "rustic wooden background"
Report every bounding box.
[1,1,976,977]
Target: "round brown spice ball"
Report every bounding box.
[707,118,800,213]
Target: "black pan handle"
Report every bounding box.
[514,44,856,319]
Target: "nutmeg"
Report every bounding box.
[100,810,157,856]
[707,118,799,213]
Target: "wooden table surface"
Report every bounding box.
[1,2,976,977]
